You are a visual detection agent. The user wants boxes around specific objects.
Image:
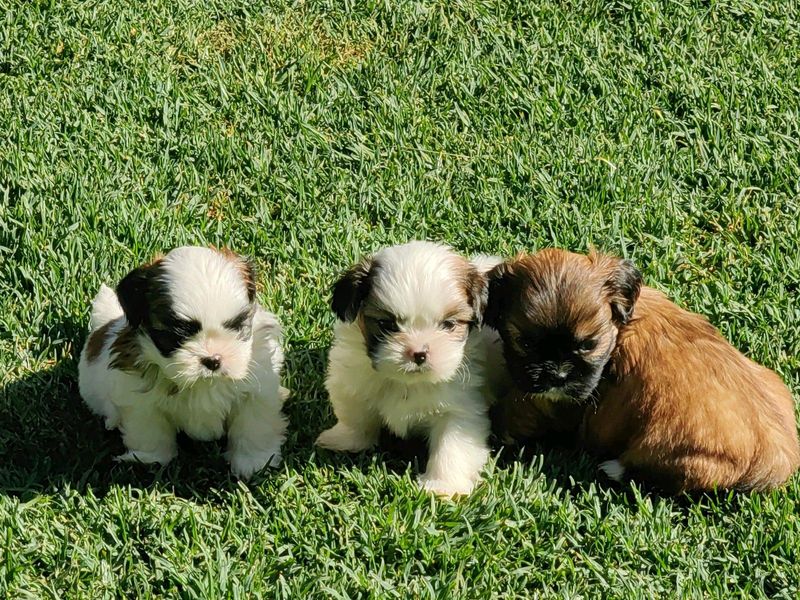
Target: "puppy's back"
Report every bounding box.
[586,287,800,492]
[89,284,124,330]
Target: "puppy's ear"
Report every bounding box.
[116,259,162,328]
[241,258,257,303]
[604,258,642,325]
[484,262,514,329]
[210,246,258,302]
[464,266,489,326]
[331,258,374,322]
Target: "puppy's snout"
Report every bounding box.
[406,344,430,365]
[543,363,571,385]
[201,354,222,372]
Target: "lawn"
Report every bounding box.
[1,0,800,597]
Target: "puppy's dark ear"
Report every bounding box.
[331,258,374,322]
[484,262,513,329]
[116,259,162,328]
[464,266,489,326]
[604,258,642,325]
[241,258,257,303]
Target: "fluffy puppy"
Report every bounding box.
[78,246,288,479]
[315,241,505,497]
[486,249,800,493]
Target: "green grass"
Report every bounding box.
[1,0,800,596]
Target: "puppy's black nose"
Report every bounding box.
[413,351,428,365]
[201,354,222,371]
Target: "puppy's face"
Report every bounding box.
[331,241,488,384]
[116,246,258,386]
[484,249,642,402]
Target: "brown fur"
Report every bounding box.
[492,249,800,493]
[447,254,489,324]
[85,321,113,362]
[493,388,586,443]
[109,326,141,372]
[211,245,256,301]
[584,286,800,492]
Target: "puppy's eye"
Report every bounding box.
[224,310,252,331]
[377,318,398,333]
[441,319,457,331]
[168,318,201,337]
[176,319,201,337]
[577,338,598,353]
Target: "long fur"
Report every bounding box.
[489,249,800,493]
[316,241,508,497]
[78,247,287,479]
[584,285,800,492]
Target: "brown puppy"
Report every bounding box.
[486,249,800,493]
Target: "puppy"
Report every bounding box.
[79,246,288,479]
[315,241,506,497]
[486,249,800,493]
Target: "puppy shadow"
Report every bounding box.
[493,436,751,520]
[0,318,247,501]
[280,339,429,477]
[492,434,598,489]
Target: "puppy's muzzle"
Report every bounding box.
[201,354,222,372]
[405,344,430,366]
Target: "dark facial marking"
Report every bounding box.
[145,316,202,356]
[503,323,611,400]
[115,257,207,358]
[486,253,625,402]
[362,312,398,364]
[223,307,255,340]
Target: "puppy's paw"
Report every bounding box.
[229,448,282,480]
[315,423,376,453]
[115,449,175,465]
[104,414,121,431]
[417,474,476,498]
[599,459,626,482]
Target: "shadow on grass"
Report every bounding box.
[0,323,748,512]
[0,327,431,502]
[0,330,331,500]
[489,423,748,512]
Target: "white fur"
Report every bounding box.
[470,253,503,274]
[78,247,287,479]
[316,241,507,497]
[599,459,626,482]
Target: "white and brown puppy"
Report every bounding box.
[315,241,506,497]
[78,246,288,479]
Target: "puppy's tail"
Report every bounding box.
[90,284,124,330]
[471,254,503,274]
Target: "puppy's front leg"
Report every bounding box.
[116,405,177,465]
[315,389,381,452]
[226,393,287,479]
[419,412,490,497]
